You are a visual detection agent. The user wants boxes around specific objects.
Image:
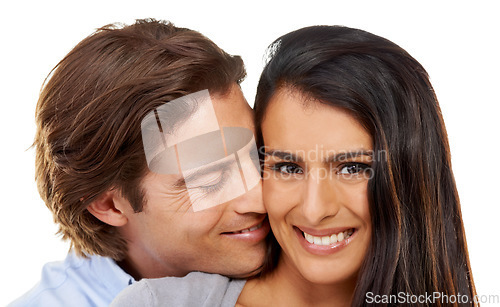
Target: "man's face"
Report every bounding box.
[118,85,269,279]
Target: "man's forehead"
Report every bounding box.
[167,90,220,146]
[142,89,251,165]
[210,85,254,129]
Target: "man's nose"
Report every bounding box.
[232,180,266,215]
[300,168,340,225]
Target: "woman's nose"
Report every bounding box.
[300,168,340,225]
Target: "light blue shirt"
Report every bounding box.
[9,251,135,307]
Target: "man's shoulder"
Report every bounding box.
[111,272,246,307]
[9,252,133,307]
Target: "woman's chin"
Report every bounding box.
[299,266,357,286]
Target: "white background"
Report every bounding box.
[1,0,499,305]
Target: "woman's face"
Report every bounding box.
[261,88,372,285]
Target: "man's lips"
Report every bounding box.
[224,218,267,234]
[221,218,270,242]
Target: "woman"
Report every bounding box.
[112,25,478,306]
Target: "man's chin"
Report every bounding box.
[224,264,264,279]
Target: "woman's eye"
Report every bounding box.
[272,162,304,174]
[338,163,371,176]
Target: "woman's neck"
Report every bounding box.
[238,255,357,307]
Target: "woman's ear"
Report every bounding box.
[87,190,129,227]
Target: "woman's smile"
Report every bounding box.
[294,226,357,255]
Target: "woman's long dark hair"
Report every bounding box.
[255,26,477,306]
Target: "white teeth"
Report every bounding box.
[337,232,344,241]
[303,228,354,246]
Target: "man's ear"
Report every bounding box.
[87,189,129,227]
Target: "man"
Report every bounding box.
[10,19,269,306]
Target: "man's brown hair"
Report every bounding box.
[34,19,246,260]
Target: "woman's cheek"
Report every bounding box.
[263,176,301,220]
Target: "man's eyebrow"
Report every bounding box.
[173,177,186,189]
[172,158,235,189]
[264,149,373,163]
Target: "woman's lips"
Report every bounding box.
[294,226,357,255]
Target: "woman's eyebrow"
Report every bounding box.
[264,150,304,162]
[265,149,373,163]
[323,150,373,163]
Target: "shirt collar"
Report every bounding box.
[69,251,135,295]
